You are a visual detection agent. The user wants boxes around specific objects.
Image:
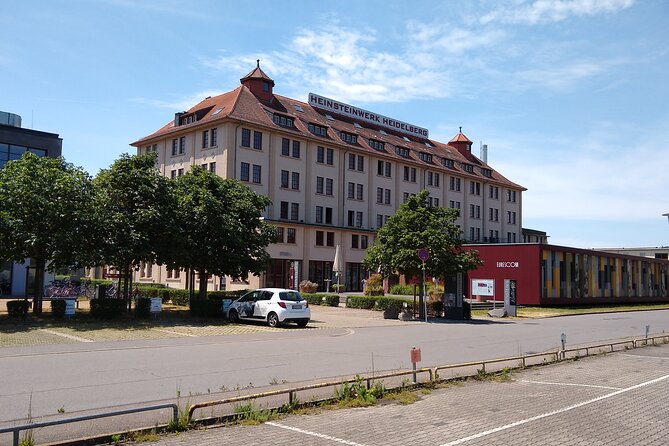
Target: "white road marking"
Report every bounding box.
[517,379,622,390]
[266,421,368,446]
[152,328,198,337]
[440,373,669,446]
[39,329,93,343]
[618,353,669,360]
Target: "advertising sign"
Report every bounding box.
[64,299,76,317]
[504,279,517,317]
[150,297,162,314]
[471,279,494,296]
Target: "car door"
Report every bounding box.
[238,290,261,320]
[254,290,273,319]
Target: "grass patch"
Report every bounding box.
[385,389,419,405]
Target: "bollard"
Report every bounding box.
[646,325,650,345]
[411,347,421,383]
[560,333,566,360]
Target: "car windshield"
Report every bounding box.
[278,291,302,302]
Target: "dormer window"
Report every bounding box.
[418,152,433,163]
[180,114,196,125]
[294,104,304,112]
[368,139,385,151]
[340,131,358,144]
[441,157,454,168]
[481,168,492,178]
[308,123,328,137]
[354,122,362,129]
[273,114,294,128]
[395,146,410,158]
[462,163,474,173]
[403,136,411,142]
[263,81,270,92]
[325,114,335,121]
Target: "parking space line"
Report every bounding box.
[618,353,669,360]
[39,329,93,343]
[152,328,198,337]
[517,379,621,390]
[266,421,368,446]
[440,373,669,446]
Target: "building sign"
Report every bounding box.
[472,279,494,296]
[150,297,162,314]
[308,93,429,139]
[497,261,520,268]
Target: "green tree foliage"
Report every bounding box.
[170,167,275,299]
[0,153,96,313]
[363,190,481,315]
[93,153,176,305]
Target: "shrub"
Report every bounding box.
[135,286,160,298]
[301,293,322,306]
[323,294,340,307]
[90,299,125,319]
[7,300,30,319]
[427,300,444,317]
[51,299,67,319]
[190,299,221,317]
[332,284,345,293]
[299,280,318,294]
[364,274,384,296]
[346,296,376,309]
[389,284,415,295]
[374,296,409,311]
[135,297,152,318]
[208,290,247,300]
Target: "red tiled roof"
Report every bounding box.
[132,81,525,191]
[240,62,275,86]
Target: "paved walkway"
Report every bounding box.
[145,344,669,445]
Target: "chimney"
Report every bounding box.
[174,112,184,126]
[480,143,488,163]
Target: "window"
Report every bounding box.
[376,187,383,204]
[309,123,328,137]
[462,163,474,173]
[369,139,385,151]
[291,172,299,189]
[275,227,284,243]
[361,235,368,249]
[273,114,294,128]
[287,228,296,244]
[348,182,355,199]
[326,231,335,247]
[325,207,333,225]
[384,189,391,205]
[348,153,356,170]
[441,157,454,168]
[325,178,333,196]
[281,138,290,156]
[376,214,384,228]
[316,231,324,246]
[280,170,289,188]
[340,131,358,144]
[470,181,481,196]
[396,146,410,158]
[316,206,323,223]
[280,201,289,219]
[263,81,271,92]
[209,162,216,173]
[427,171,440,187]
[377,160,391,177]
[489,186,499,199]
[202,130,209,148]
[316,177,324,194]
[317,146,325,163]
[385,162,391,177]
[356,184,363,200]
[481,168,492,178]
[356,211,363,228]
[292,140,301,158]
[449,200,461,210]
[178,168,184,176]
[326,148,334,165]
[419,152,432,163]
[351,234,359,249]
[403,167,416,182]
[170,169,177,179]
[348,210,354,227]
[253,131,262,150]
[290,203,299,221]
[449,177,461,191]
[507,190,517,202]
[489,208,499,222]
[178,137,186,154]
[239,163,251,181]
[252,165,261,184]
[507,211,517,224]
[241,128,251,147]
[211,128,218,146]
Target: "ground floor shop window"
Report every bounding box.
[266,259,301,289]
[308,261,333,292]
[345,262,366,292]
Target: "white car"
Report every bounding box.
[227,288,310,328]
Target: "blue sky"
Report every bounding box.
[2,0,668,248]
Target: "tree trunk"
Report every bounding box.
[33,259,46,315]
[198,270,208,300]
[187,268,195,302]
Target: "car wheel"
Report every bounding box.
[267,312,279,328]
[296,320,308,328]
[229,309,239,323]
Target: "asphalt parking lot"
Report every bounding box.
[148,344,669,446]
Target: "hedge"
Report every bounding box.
[51,299,67,319]
[7,300,30,319]
[90,299,125,319]
[135,297,152,318]
[301,293,340,307]
[374,296,411,311]
[389,284,415,295]
[346,296,377,309]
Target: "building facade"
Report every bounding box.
[465,244,669,306]
[0,111,63,297]
[131,64,526,292]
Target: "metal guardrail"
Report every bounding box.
[0,403,178,446]
[4,334,669,445]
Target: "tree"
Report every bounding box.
[363,190,481,318]
[170,167,275,300]
[93,153,176,308]
[0,153,97,313]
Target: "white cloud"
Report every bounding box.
[130,90,225,111]
[481,0,635,25]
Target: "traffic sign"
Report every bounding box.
[417,248,429,262]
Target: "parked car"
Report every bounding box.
[227,288,310,328]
